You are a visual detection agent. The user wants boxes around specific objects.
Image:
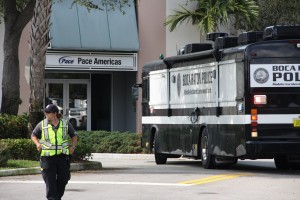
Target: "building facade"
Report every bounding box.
[0,0,203,133]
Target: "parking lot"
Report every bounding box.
[1,154,300,200]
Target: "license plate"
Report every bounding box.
[293,118,300,127]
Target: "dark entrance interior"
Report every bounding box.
[91,74,111,131]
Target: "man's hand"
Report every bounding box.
[31,135,42,152]
[69,146,75,155]
[36,143,42,151]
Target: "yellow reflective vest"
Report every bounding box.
[39,119,69,156]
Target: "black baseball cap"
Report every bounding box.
[44,104,59,113]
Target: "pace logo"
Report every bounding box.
[253,68,269,84]
[177,73,181,97]
[58,56,75,64]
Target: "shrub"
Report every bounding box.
[72,139,93,161]
[0,113,29,139]
[0,130,149,164]
[2,139,40,161]
[0,141,11,167]
[0,138,93,162]
[77,130,147,154]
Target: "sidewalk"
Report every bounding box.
[92,153,153,160]
[0,153,153,177]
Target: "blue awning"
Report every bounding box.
[50,0,139,52]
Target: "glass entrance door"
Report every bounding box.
[45,83,64,114]
[45,80,90,130]
[68,84,87,130]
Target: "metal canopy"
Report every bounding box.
[50,0,139,52]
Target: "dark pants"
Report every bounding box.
[40,155,71,200]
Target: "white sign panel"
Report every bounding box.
[170,64,217,106]
[250,64,300,87]
[149,69,169,109]
[219,62,237,102]
[46,53,137,71]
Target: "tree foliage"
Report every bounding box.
[165,0,259,33]
[70,0,131,13]
[0,0,131,14]
[165,0,300,35]
[0,1,32,21]
[234,0,300,31]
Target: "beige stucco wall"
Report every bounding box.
[18,24,31,114]
[136,0,167,133]
[137,0,166,67]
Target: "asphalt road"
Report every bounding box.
[0,153,299,200]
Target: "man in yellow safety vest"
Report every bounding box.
[31,104,78,200]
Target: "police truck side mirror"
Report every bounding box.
[132,84,142,101]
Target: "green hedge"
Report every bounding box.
[0,138,91,161]
[0,130,148,163]
[71,137,93,161]
[0,141,11,166]
[77,131,147,154]
[0,113,29,139]
[1,139,40,161]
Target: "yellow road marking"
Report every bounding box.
[179,173,252,185]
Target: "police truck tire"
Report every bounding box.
[201,127,215,169]
[289,163,300,170]
[274,155,289,170]
[154,134,167,165]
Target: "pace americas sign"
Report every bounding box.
[46,53,137,71]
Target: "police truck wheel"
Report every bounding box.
[154,134,167,165]
[289,163,300,170]
[201,127,215,169]
[274,155,289,170]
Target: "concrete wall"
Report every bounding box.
[19,24,31,114]
[166,0,200,57]
[136,0,167,133]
